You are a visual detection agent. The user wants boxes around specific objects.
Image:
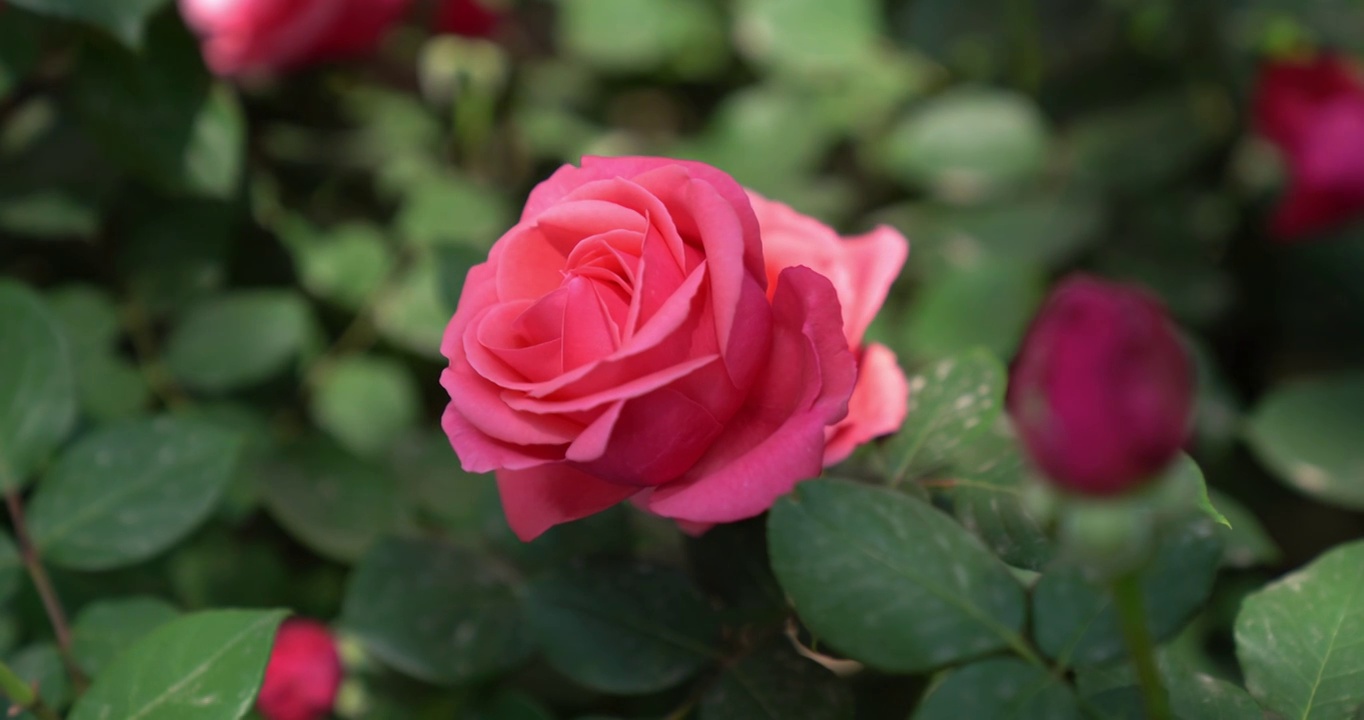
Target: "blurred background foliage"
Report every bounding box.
[3,0,1364,718]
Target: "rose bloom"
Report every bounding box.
[180,0,410,76]
[256,619,343,720]
[1007,275,1194,496]
[746,193,909,465]
[1253,54,1364,240]
[440,156,874,540]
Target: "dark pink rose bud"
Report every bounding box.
[257,618,343,720]
[1253,54,1364,240]
[435,0,502,39]
[1007,275,1194,496]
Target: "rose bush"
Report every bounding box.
[180,0,410,76]
[440,156,858,540]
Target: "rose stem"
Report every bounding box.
[1111,570,1171,720]
[5,490,88,691]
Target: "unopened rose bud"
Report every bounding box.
[257,618,343,720]
[1007,275,1194,496]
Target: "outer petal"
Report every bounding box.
[838,227,909,346]
[824,343,909,466]
[645,267,856,523]
[497,464,639,541]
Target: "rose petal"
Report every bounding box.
[569,386,725,487]
[497,464,639,541]
[824,343,909,466]
[839,227,909,346]
[645,267,855,523]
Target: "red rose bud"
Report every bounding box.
[436,0,502,39]
[1007,275,1194,496]
[257,619,343,720]
[1253,54,1364,240]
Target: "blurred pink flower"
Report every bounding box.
[180,0,410,76]
[1007,275,1194,495]
[257,618,343,720]
[1253,54,1364,240]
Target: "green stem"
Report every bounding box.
[0,659,62,720]
[1111,571,1170,720]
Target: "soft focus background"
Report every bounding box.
[3,0,1364,718]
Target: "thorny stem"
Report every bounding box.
[5,491,88,692]
[1112,571,1171,720]
[0,659,62,720]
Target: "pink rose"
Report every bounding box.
[1253,55,1364,240]
[180,0,411,76]
[440,156,856,540]
[747,193,909,465]
[257,619,343,720]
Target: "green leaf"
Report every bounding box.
[397,174,511,250]
[876,195,1102,280]
[902,260,1045,361]
[259,440,405,563]
[341,537,531,684]
[47,285,150,422]
[26,415,241,570]
[523,560,722,695]
[699,640,853,720]
[308,355,419,459]
[1209,488,1282,568]
[72,596,180,676]
[1236,539,1364,720]
[733,0,881,75]
[0,7,41,99]
[0,281,76,490]
[1033,517,1224,668]
[280,220,394,311]
[768,479,1028,673]
[0,532,18,604]
[1245,373,1364,510]
[912,658,1080,720]
[1076,647,1261,719]
[881,88,1049,200]
[0,643,69,717]
[374,261,453,359]
[884,348,1006,483]
[944,417,1054,571]
[68,609,287,720]
[7,0,169,47]
[69,15,243,197]
[562,0,726,75]
[165,290,311,393]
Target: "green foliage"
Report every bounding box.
[768,480,1028,673]
[25,416,240,570]
[340,538,531,685]
[3,0,1363,717]
[1246,373,1364,510]
[67,609,287,720]
[1236,540,1364,720]
[523,561,722,695]
[0,281,76,490]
